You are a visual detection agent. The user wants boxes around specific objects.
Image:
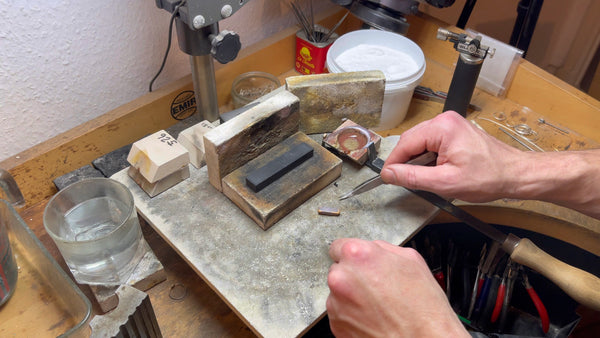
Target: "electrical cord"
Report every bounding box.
[149,0,187,92]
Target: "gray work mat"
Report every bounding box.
[112,136,438,338]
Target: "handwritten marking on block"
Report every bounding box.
[127,130,189,183]
[177,121,215,168]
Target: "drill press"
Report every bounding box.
[330,0,455,34]
[155,0,248,122]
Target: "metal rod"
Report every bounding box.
[509,0,544,57]
[456,0,478,29]
[322,11,349,42]
[538,118,569,134]
[499,128,535,151]
[190,55,219,122]
[410,190,509,245]
[309,0,315,41]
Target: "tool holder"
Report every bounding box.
[406,222,594,336]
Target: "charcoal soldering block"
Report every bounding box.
[203,90,300,191]
[246,142,313,192]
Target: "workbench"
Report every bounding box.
[2,8,599,337]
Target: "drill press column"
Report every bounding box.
[156,0,244,122]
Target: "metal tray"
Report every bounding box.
[0,199,92,337]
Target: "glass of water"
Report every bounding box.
[1,211,18,306]
[44,178,144,285]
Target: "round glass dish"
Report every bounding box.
[231,71,281,109]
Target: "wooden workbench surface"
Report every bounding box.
[2,8,599,337]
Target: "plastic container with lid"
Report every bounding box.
[326,29,426,130]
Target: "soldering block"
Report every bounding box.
[127,130,189,183]
[222,132,342,230]
[204,90,300,191]
[128,165,190,198]
[322,119,381,165]
[177,120,215,168]
[285,70,385,134]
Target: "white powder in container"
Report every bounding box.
[334,44,419,81]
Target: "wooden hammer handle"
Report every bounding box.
[510,238,600,310]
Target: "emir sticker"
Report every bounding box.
[171,91,196,120]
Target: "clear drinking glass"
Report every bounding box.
[0,168,23,306]
[0,215,18,306]
[44,178,144,285]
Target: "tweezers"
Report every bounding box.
[339,151,437,200]
[339,175,384,200]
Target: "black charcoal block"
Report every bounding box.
[92,144,132,177]
[246,143,314,192]
[53,165,105,190]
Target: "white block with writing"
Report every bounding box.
[127,130,189,183]
[177,120,215,168]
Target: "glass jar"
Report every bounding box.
[231,71,281,109]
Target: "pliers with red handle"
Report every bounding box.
[490,264,549,333]
[491,259,516,324]
[428,239,446,292]
[522,270,550,333]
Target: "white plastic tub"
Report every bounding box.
[326,29,426,130]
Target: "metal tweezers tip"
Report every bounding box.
[338,192,353,201]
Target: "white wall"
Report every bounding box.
[0,0,336,162]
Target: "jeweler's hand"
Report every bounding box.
[381,111,523,203]
[326,238,468,337]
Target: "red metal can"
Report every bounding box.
[295,25,338,75]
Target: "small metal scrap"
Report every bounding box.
[169,283,187,301]
[318,206,340,216]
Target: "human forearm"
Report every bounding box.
[505,150,600,219]
[381,112,600,220]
